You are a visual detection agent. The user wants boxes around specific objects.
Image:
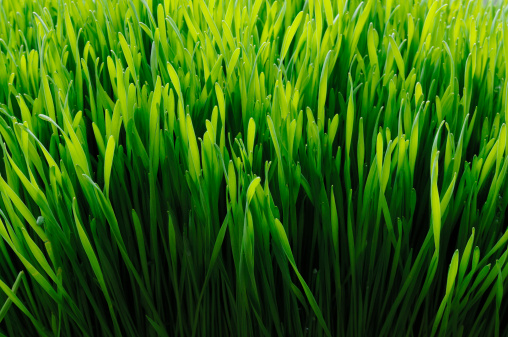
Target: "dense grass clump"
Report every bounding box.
[0,0,508,335]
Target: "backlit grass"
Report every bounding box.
[0,0,508,336]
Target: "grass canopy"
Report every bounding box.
[0,0,508,336]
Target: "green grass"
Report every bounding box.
[0,0,508,335]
